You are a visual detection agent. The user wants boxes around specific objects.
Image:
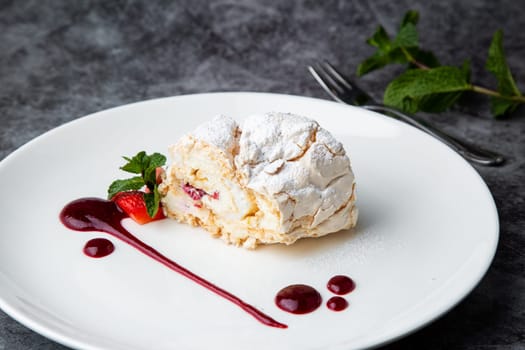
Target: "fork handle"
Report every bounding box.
[363,104,505,166]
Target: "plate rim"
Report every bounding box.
[0,91,500,350]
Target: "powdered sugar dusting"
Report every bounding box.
[298,226,387,275]
[162,111,358,248]
[235,112,356,235]
[236,112,318,165]
[191,115,239,155]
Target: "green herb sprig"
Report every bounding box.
[357,10,524,117]
[107,151,166,217]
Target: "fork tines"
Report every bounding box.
[308,61,370,105]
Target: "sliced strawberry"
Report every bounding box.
[112,191,165,225]
[156,167,165,184]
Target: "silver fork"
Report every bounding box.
[308,61,505,166]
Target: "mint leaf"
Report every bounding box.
[486,30,521,97]
[144,165,159,192]
[407,48,440,68]
[109,151,166,218]
[356,56,385,77]
[357,49,407,76]
[490,97,520,117]
[384,66,471,113]
[121,151,166,175]
[357,10,437,77]
[121,151,147,174]
[401,10,419,26]
[366,26,391,51]
[460,60,471,81]
[148,153,167,169]
[415,91,464,113]
[143,190,159,218]
[357,35,416,76]
[413,61,471,113]
[357,12,525,117]
[107,176,145,199]
[358,26,398,76]
[394,22,418,47]
[485,30,522,116]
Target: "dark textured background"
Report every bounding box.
[1,1,524,349]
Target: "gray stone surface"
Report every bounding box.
[0,0,524,349]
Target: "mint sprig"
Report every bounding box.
[108,151,166,217]
[357,10,439,76]
[384,63,471,114]
[358,10,525,117]
[485,29,523,115]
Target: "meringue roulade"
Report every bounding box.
[159,112,357,249]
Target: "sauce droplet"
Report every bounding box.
[275,284,322,314]
[60,197,287,329]
[326,296,348,311]
[327,275,356,295]
[83,238,114,258]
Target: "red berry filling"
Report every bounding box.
[182,183,219,202]
[182,183,207,200]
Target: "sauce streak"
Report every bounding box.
[60,197,287,329]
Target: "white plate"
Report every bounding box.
[0,92,499,350]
